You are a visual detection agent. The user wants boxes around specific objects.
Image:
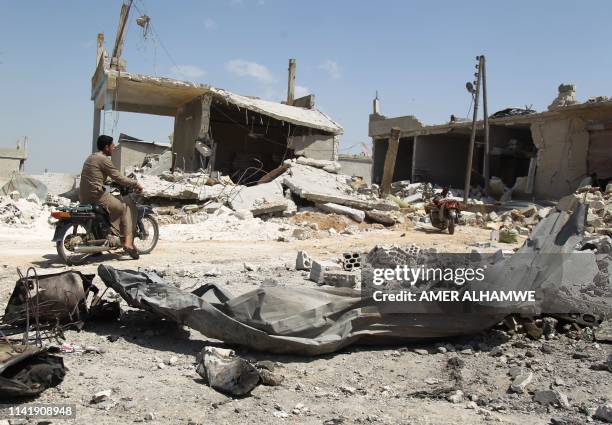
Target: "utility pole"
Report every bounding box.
[287,58,296,106]
[481,56,490,194]
[111,0,133,70]
[463,56,483,204]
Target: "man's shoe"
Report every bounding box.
[123,246,140,260]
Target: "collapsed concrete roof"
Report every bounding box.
[371,98,612,139]
[0,148,27,160]
[92,67,343,134]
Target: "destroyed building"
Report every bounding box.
[369,86,612,199]
[91,37,343,183]
[111,134,170,174]
[0,140,27,183]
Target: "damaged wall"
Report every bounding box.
[338,154,372,183]
[287,134,337,161]
[531,116,589,199]
[173,94,212,171]
[112,141,170,174]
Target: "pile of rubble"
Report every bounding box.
[0,192,50,227]
[132,157,404,228]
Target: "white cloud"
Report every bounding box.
[318,60,341,79]
[170,64,206,79]
[226,59,274,83]
[295,85,310,98]
[204,18,217,30]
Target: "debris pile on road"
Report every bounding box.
[0,193,51,227]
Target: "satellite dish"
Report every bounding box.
[466,82,474,94]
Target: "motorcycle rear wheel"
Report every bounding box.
[56,223,92,266]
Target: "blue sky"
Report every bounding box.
[1,0,611,174]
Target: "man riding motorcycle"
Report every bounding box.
[79,135,143,259]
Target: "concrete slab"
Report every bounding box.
[229,180,290,216]
[316,203,365,222]
[282,163,398,212]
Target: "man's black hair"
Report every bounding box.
[97,135,114,151]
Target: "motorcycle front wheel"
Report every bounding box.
[56,223,92,266]
[134,214,159,254]
[447,210,457,235]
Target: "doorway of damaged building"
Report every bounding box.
[373,123,537,196]
[587,123,612,189]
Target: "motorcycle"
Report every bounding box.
[424,188,461,235]
[50,186,159,265]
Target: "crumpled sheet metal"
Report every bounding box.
[98,266,502,355]
[98,203,610,355]
[3,270,96,326]
[472,204,612,324]
[0,343,65,398]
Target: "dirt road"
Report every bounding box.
[0,224,608,425]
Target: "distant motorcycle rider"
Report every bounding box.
[433,187,450,222]
[79,135,143,259]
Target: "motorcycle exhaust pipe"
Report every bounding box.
[73,245,109,254]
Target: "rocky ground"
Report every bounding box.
[0,219,610,425]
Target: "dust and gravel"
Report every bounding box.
[0,221,609,425]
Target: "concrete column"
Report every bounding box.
[411,135,418,182]
[92,107,101,153]
[381,127,401,196]
[287,58,296,106]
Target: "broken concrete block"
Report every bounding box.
[195,347,260,396]
[556,194,581,212]
[323,271,356,288]
[203,202,223,213]
[292,228,310,240]
[548,83,578,111]
[509,371,533,393]
[522,205,538,217]
[91,389,112,404]
[316,203,365,223]
[537,207,552,219]
[590,199,606,210]
[533,389,570,408]
[403,193,422,204]
[229,180,289,216]
[595,402,612,423]
[606,183,612,194]
[296,251,312,271]
[282,163,399,211]
[366,209,398,225]
[447,389,464,404]
[342,252,362,271]
[309,260,341,284]
[232,209,253,220]
[594,319,612,343]
[517,226,530,236]
[296,156,341,173]
[487,211,499,222]
[587,213,604,227]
